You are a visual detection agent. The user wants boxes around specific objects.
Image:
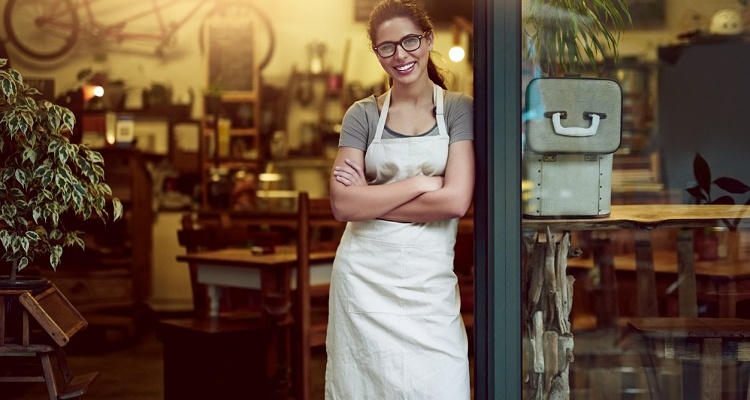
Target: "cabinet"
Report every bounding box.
[42,149,153,315]
[658,41,750,191]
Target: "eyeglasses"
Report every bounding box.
[373,32,428,58]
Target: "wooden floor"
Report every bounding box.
[0,316,328,400]
[11,314,750,399]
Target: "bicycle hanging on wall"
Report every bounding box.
[2,0,275,69]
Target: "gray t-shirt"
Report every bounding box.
[338,91,474,151]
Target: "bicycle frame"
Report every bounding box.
[4,0,274,67]
[74,0,207,44]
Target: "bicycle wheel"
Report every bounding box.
[4,0,79,61]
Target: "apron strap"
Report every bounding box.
[433,84,448,137]
[373,90,391,143]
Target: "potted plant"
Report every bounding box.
[0,58,123,287]
[525,0,632,76]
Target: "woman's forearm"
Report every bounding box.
[330,174,442,221]
[378,185,472,222]
[378,141,475,222]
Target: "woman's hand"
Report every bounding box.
[333,158,367,186]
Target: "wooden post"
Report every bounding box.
[634,230,658,317]
[592,235,618,329]
[524,228,576,400]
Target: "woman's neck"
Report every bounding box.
[390,79,433,108]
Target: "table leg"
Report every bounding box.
[592,235,618,329]
[718,280,737,318]
[634,230,659,317]
[208,284,220,317]
[700,338,722,400]
[676,229,698,318]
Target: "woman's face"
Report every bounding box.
[373,17,432,87]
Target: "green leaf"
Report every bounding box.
[57,142,70,165]
[14,169,29,189]
[62,109,76,134]
[20,236,29,253]
[87,149,104,164]
[112,198,124,220]
[50,245,63,269]
[17,257,29,271]
[49,228,62,240]
[25,230,40,241]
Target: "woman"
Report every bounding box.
[325,0,474,398]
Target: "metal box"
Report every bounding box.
[523,77,622,218]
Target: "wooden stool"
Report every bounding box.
[0,285,98,399]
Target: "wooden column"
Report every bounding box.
[592,235,618,329]
[524,228,577,400]
[634,230,659,317]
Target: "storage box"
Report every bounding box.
[523,77,622,218]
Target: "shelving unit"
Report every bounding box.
[604,60,656,155]
[41,149,153,319]
[200,16,262,209]
[282,69,346,159]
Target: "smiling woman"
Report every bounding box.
[325,1,475,398]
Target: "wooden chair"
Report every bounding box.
[627,229,750,400]
[0,284,98,399]
[294,192,345,400]
[158,224,286,399]
[455,209,475,349]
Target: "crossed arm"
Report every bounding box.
[329,140,474,222]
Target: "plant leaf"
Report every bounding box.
[710,195,735,205]
[714,177,750,194]
[693,153,711,197]
[686,185,707,204]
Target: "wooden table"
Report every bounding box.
[523,204,750,232]
[521,204,750,399]
[172,246,336,398]
[175,246,336,319]
[568,250,750,318]
[524,204,750,322]
[627,317,750,400]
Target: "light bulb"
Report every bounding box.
[449,46,465,63]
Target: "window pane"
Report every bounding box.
[520,2,750,399]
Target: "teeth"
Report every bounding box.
[396,62,414,71]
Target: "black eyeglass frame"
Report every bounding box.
[373,31,429,58]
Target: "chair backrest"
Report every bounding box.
[294,192,344,400]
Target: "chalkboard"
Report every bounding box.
[207,19,256,92]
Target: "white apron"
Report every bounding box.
[325,84,470,400]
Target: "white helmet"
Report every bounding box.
[709,9,744,35]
